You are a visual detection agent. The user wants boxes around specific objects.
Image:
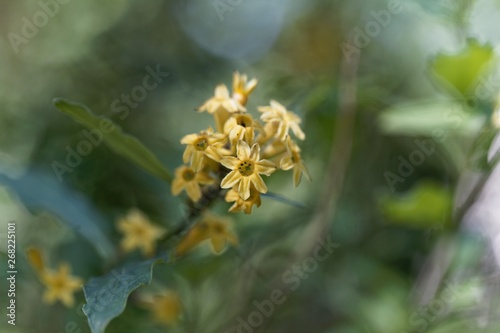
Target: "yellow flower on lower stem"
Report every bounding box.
[280,137,311,187]
[225,184,262,214]
[175,214,238,256]
[117,209,166,256]
[232,71,258,106]
[171,165,215,202]
[220,141,276,200]
[180,128,229,171]
[40,263,83,307]
[258,100,305,141]
[150,291,183,326]
[224,113,265,147]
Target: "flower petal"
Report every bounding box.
[220,156,240,170]
[221,170,241,189]
[185,181,202,202]
[293,166,302,187]
[280,156,294,170]
[256,159,276,176]
[238,176,251,200]
[171,178,185,196]
[210,236,226,253]
[236,140,251,161]
[214,84,230,98]
[250,174,267,194]
[249,143,260,161]
[180,134,199,145]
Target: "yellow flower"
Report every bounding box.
[171,165,215,202]
[175,214,238,255]
[40,263,83,307]
[225,184,262,214]
[117,209,166,256]
[220,141,276,200]
[280,137,311,187]
[198,84,245,133]
[223,113,264,147]
[150,291,183,326]
[232,71,258,106]
[181,128,229,171]
[258,100,305,141]
[198,84,243,114]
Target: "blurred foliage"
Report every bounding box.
[1,1,500,333]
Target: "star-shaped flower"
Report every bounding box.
[175,214,238,255]
[258,100,305,141]
[149,291,183,326]
[220,141,276,200]
[225,184,262,214]
[171,165,215,202]
[40,263,83,307]
[280,137,311,187]
[232,71,258,107]
[198,84,243,114]
[117,209,166,256]
[223,113,264,147]
[180,128,229,171]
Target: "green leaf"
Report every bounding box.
[53,98,172,183]
[0,169,115,259]
[467,125,498,171]
[378,100,484,137]
[83,256,167,333]
[379,181,453,229]
[430,39,494,97]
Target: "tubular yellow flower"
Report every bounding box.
[223,113,264,147]
[220,141,276,200]
[180,128,229,171]
[117,209,166,256]
[225,184,262,214]
[280,137,312,187]
[232,71,258,106]
[258,100,305,141]
[175,214,238,255]
[150,291,183,326]
[171,165,215,202]
[40,263,83,307]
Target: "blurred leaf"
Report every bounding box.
[380,181,452,229]
[467,125,498,171]
[0,169,115,259]
[54,98,172,183]
[430,39,494,97]
[378,100,484,137]
[83,255,167,333]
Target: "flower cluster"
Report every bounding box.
[171,72,311,215]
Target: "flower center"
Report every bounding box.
[238,160,254,176]
[236,114,252,128]
[194,137,208,151]
[182,169,196,181]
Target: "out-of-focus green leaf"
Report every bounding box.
[83,255,167,333]
[53,98,172,183]
[430,39,494,97]
[378,100,484,137]
[467,125,498,171]
[380,181,453,229]
[0,169,115,259]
